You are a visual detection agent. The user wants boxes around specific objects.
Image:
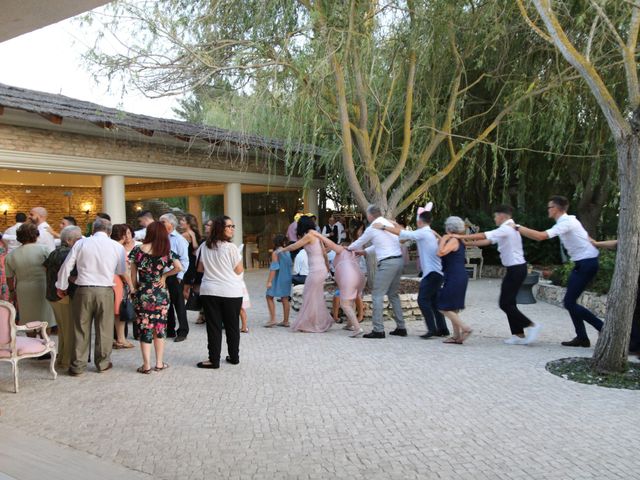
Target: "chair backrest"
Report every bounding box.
[0,300,16,346]
[465,247,483,261]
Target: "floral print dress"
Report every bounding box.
[129,246,178,343]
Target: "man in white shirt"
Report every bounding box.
[159,213,190,342]
[376,209,450,339]
[2,212,26,253]
[134,210,154,241]
[335,217,346,242]
[56,218,127,375]
[455,205,541,345]
[292,247,309,285]
[29,207,55,253]
[349,204,405,338]
[517,195,602,347]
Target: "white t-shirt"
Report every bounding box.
[399,226,442,276]
[545,214,598,262]
[293,248,309,276]
[484,219,526,267]
[2,222,22,253]
[197,241,244,298]
[37,222,56,253]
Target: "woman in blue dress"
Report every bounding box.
[264,234,293,327]
[437,216,473,344]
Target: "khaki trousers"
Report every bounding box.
[70,287,115,373]
[49,296,74,370]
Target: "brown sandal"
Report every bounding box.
[154,363,169,372]
[114,342,134,349]
[137,366,152,374]
[443,336,463,344]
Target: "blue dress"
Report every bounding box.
[437,241,468,311]
[266,251,293,298]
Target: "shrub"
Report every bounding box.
[550,250,616,295]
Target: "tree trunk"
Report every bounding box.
[593,134,640,373]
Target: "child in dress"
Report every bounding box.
[264,234,293,328]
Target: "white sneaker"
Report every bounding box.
[524,323,542,344]
[504,335,527,345]
[350,328,364,338]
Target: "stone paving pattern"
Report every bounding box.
[1,272,638,479]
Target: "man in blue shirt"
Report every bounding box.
[160,213,190,342]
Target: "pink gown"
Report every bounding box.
[291,240,333,332]
[333,250,365,301]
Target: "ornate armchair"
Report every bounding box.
[0,300,57,393]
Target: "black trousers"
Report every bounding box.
[201,295,242,365]
[167,276,189,338]
[500,263,534,335]
[292,275,307,285]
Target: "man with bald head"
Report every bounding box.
[30,207,56,253]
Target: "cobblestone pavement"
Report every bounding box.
[1,271,638,479]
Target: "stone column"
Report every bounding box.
[303,188,319,217]
[101,175,126,224]
[223,183,243,246]
[187,195,202,223]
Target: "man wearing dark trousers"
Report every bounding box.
[160,213,190,342]
[456,205,541,345]
[517,196,602,347]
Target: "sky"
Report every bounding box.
[0,8,181,119]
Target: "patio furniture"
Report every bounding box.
[0,300,57,393]
[516,272,540,304]
[465,247,484,279]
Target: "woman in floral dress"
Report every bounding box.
[130,221,181,374]
[0,241,9,301]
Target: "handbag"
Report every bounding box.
[119,285,136,322]
[185,288,202,311]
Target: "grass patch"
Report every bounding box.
[546,357,640,390]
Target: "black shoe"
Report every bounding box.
[225,356,240,365]
[420,332,437,339]
[561,337,590,347]
[363,331,386,339]
[174,336,187,343]
[389,328,407,337]
[197,361,220,369]
[166,333,177,338]
[435,330,451,337]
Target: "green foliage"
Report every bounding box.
[550,250,617,295]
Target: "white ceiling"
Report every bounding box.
[0,0,112,43]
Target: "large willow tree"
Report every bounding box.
[84,0,564,217]
[517,0,640,373]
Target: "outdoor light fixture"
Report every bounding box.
[82,202,92,215]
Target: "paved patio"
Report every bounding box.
[1,271,638,479]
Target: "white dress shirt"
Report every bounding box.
[2,222,22,253]
[348,217,402,261]
[293,248,309,276]
[55,231,127,290]
[484,219,526,267]
[197,241,244,298]
[37,222,56,253]
[545,214,598,262]
[335,221,346,242]
[167,230,189,280]
[399,226,442,276]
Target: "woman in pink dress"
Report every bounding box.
[311,230,365,337]
[279,216,333,333]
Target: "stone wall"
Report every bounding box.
[0,124,286,176]
[535,281,608,317]
[0,184,101,232]
[291,278,425,323]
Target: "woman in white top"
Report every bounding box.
[196,216,244,369]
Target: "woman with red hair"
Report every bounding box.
[129,221,182,374]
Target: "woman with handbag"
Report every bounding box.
[111,224,136,349]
